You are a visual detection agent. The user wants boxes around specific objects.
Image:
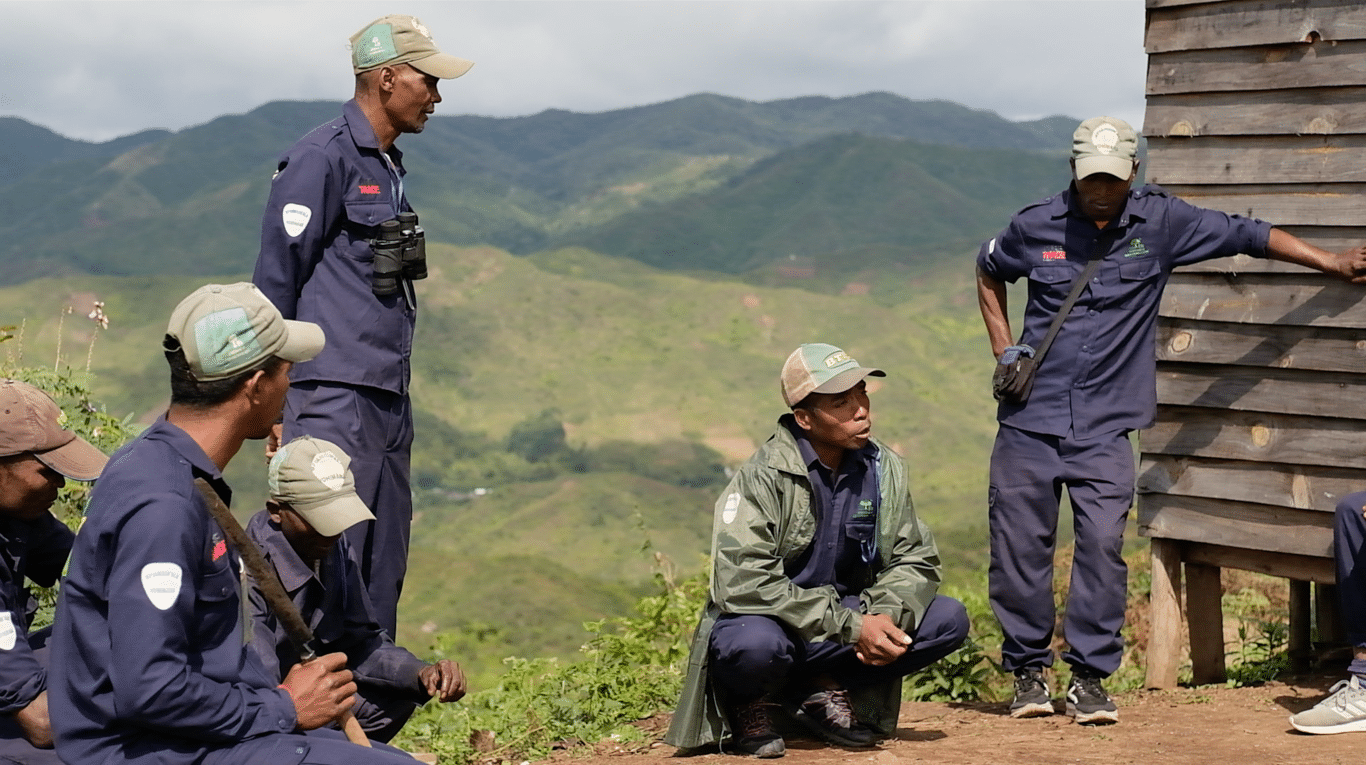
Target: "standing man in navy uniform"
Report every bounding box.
[0,379,107,765]
[48,283,418,765]
[252,15,474,636]
[976,116,1366,725]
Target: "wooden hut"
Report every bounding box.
[1139,0,1366,688]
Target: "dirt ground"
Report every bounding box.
[554,671,1365,765]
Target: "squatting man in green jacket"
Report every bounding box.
[665,343,969,758]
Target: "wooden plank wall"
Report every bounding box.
[1139,0,1366,558]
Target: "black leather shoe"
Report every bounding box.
[792,689,878,748]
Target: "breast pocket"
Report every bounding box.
[1029,265,1076,288]
[1119,257,1160,282]
[342,201,396,262]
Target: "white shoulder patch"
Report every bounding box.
[988,237,996,255]
[722,493,741,524]
[0,612,14,651]
[141,562,183,610]
[282,203,312,238]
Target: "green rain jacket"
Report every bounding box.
[664,415,943,750]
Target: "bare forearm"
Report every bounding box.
[1266,228,1366,283]
[976,267,1013,357]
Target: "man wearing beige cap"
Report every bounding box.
[253,14,475,638]
[976,116,1366,725]
[666,344,968,758]
[47,283,419,764]
[246,436,466,743]
[0,379,106,764]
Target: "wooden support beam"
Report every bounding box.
[1187,562,1227,685]
[1289,580,1312,672]
[1147,538,1185,689]
[1317,582,1344,645]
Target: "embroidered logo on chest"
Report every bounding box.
[358,183,382,195]
[1125,238,1150,257]
[1042,249,1066,261]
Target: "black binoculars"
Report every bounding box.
[370,212,428,297]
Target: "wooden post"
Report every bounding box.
[1147,538,1184,689]
[1316,582,1344,645]
[1187,562,1227,685]
[1288,580,1312,672]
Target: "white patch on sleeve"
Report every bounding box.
[141,562,183,610]
[988,238,996,255]
[0,613,15,651]
[722,493,741,524]
[281,203,312,238]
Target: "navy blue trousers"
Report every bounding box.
[0,629,60,765]
[1334,491,1366,676]
[199,727,416,765]
[285,382,414,637]
[987,425,1133,676]
[707,594,970,704]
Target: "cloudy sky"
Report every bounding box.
[3,0,1147,143]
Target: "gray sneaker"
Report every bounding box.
[1066,673,1118,725]
[1009,667,1053,718]
[1290,676,1366,734]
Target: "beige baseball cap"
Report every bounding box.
[165,283,324,382]
[350,15,474,79]
[780,343,885,408]
[1072,116,1139,180]
[0,380,107,480]
[268,436,375,538]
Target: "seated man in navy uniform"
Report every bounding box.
[1291,491,1366,734]
[247,435,465,743]
[665,344,970,758]
[47,283,420,765]
[0,379,106,765]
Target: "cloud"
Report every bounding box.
[1,0,1146,142]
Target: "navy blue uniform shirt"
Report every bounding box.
[49,421,296,765]
[253,99,416,395]
[244,511,428,702]
[977,184,1272,439]
[783,418,881,597]
[0,515,71,714]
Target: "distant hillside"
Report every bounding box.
[0,93,1075,285]
[564,132,1070,273]
[0,241,1002,665]
[0,116,167,181]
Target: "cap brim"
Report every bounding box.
[410,53,474,79]
[1074,155,1134,180]
[278,320,325,364]
[812,367,886,395]
[34,437,108,481]
[294,493,375,538]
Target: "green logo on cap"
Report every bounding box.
[355,23,397,69]
[194,307,264,377]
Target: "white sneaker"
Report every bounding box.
[1290,676,1366,734]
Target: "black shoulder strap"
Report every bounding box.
[1030,251,1106,364]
